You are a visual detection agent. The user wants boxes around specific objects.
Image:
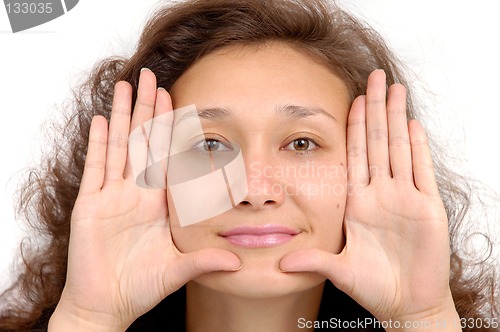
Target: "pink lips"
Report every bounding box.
[219,224,299,248]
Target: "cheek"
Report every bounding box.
[285,161,348,201]
[288,162,347,252]
[167,190,209,253]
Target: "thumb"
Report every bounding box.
[279,248,354,295]
[164,248,241,293]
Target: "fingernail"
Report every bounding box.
[141,67,151,72]
[228,262,242,271]
[157,87,167,91]
[277,258,287,272]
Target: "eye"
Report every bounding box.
[192,138,232,153]
[282,137,319,154]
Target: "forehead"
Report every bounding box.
[170,42,350,125]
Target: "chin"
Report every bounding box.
[192,249,326,299]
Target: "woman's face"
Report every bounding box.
[169,42,350,298]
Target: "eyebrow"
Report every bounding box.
[173,107,230,126]
[197,107,232,120]
[276,105,337,122]
[188,105,337,122]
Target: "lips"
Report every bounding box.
[219,224,300,248]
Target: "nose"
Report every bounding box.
[236,157,285,209]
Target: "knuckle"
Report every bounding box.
[85,159,105,170]
[392,173,413,182]
[366,97,386,107]
[367,128,388,141]
[108,136,129,148]
[348,117,365,127]
[89,136,107,146]
[387,107,407,116]
[347,111,366,127]
[410,136,428,147]
[319,251,329,272]
[112,104,131,116]
[389,136,410,147]
[369,165,390,178]
[191,251,204,271]
[413,160,434,172]
[135,98,155,110]
[347,146,367,158]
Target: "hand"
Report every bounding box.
[49,69,241,331]
[280,70,460,330]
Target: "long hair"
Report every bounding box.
[1,0,497,330]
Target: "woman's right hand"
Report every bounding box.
[48,68,241,331]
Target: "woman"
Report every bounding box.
[0,0,497,331]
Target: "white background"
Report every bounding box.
[1,0,499,292]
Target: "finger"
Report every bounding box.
[279,248,354,296]
[104,81,133,182]
[130,68,158,131]
[366,70,391,178]
[387,84,412,181]
[79,116,108,195]
[408,120,439,196]
[164,249,241,293]
[154,88,172,115]
[125,68,158,180]
[144,88,174,188]
[347,95,369,188]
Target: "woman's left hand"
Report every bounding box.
[279,70,460,331]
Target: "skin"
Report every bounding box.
[169,43,348,296]
[48,43,461,332]
[169,43,349,331]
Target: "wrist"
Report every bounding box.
[48,301,127,332]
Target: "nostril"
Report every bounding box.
[237,199,278,208]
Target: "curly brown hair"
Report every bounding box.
[0,0,498,331]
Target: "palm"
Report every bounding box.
[54,69,241,330]
[342,179,449,321]
[280,70,455,323]
[68,182,171,321]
